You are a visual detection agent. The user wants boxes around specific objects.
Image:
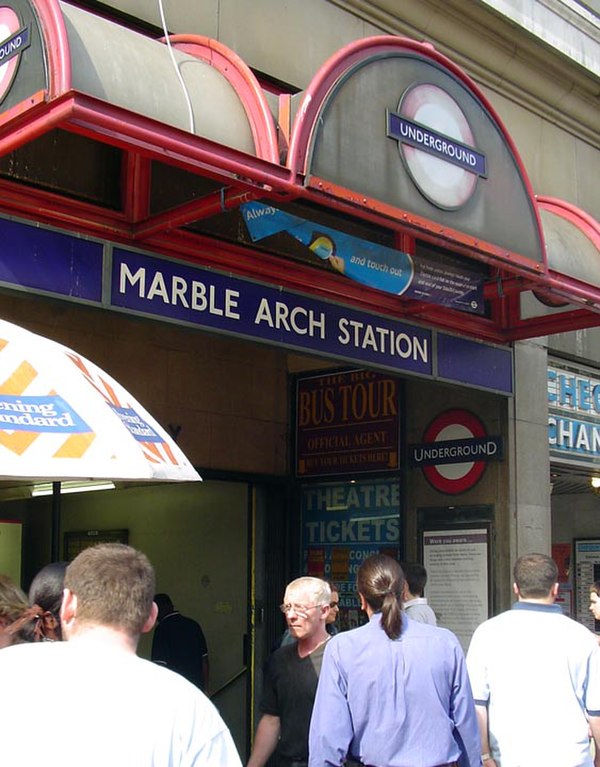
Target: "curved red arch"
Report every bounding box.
[537,195,600,250]
[164,34,280,163]
[287,35,544,255]
[31,0,71,97]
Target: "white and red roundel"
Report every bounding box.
[399,84,478,209]
[0,8,22,102]
[422,409,487,494]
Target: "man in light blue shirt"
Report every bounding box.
[309,554,481,767]
[467,552,600,767]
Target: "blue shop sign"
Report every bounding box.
[548,362,600,467]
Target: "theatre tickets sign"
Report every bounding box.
[302,478,401,630]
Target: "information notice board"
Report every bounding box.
[573,538,600,632]
[422,527,489,652]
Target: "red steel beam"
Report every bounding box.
[133,187,266,240]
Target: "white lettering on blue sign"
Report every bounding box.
[0,395,89,433]
[119,263,241,319]
[304,517,400,544]
[547,368,600,413]
[548,416,600,454]
[338,317,428,362]
[387,112,486,177]
[412,439,498,463]
[548,365,600,461]
[254,298,326,338]
[302,482,401,512]
[0,27,30,64]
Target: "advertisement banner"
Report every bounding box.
[242,202,485,314]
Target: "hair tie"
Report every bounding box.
[5,604,60,642]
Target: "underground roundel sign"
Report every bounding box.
[0,7,29,103]
[420,409,488,494]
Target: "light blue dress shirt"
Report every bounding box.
[309,612,481,767]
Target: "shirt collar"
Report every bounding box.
[403,597,427,608]
[511,601,562,614]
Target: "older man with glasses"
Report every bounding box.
[247,577,331,767]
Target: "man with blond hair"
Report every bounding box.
[0,543,242,767]
[248,576,331,767]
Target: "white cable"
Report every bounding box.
[158,0,195,134]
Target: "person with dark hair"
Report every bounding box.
[589,579,600,623]
[0,543,242,767]
[0,574,27,648]
[467,553,600,767]
[401,561,437,625]
[7,561,68,642]
[151,592,209,691]
[308,554,480,767]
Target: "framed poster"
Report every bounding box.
[64,529,129,561]
[422,526,490,652]
[295,369,400,478]
[573,538,600,631]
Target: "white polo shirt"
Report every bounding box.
[467,602,600,767]
[0,639,242,767]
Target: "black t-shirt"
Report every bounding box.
[151,611,208,690]
[260,640,328,761]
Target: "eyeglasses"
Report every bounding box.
[279,603,324,618]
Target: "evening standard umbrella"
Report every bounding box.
[0,318,201,483]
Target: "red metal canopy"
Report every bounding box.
[0,1,598,345]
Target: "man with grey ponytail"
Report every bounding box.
[308,554,481,767]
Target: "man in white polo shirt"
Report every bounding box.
[467,552,600,767]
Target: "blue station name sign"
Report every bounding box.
[0,214,513,395]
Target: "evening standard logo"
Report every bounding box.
[110,405,162,442]
[0,395,90,433]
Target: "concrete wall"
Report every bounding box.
[0,293,289,476]
[405,378,513,611]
